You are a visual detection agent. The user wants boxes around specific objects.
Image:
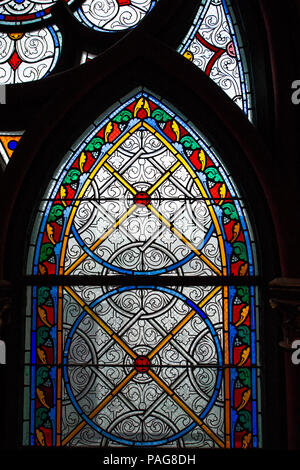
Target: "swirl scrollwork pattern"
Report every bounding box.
[75,0,157,32]
[64,126,222,277]
[61,285,225,447]
[0,1,158,84]
[27,92,259,448]
[0,26,62,84]
[178,0,251,119]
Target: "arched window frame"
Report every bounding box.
[0,0,298,456]
[23,86,262,448]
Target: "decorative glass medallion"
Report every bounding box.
[0,0,72,25]
[178,0,253,120]
[74,0,158,32]
[0,25,62,84]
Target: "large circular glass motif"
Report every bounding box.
[63,286,223,446]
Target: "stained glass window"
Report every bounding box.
[178,0,253,121]
[23,90,261,448]
[0,0,158,28]
[0,130,23,167]
[0,0,72,25]
[0,0,253,114]
[74,0,159,32]
[0,26,62,84]
[0,0,159,84]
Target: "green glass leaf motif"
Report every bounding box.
[222,203,239,221]
[180,135,200,150]
[233,242,248,262]
[152,109,172,122]
[237,325,250,346]
[36,367,50,387]
[48,204,64,223]
[37,326,50,347]
[237,368,251,388]
[37,287,50,306]
[63,169,81,185]
[237,410,252,432]
[85,137,104,152]
[237,286,250,304]
[204,167,224,183]
[113,109,133,123]
[36,407,49,428]
[39,243,54,263]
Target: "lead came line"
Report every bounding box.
[62,285,224,446]
[64,204,137,275]
[147,204,222,275]
[62,125,221,276]
[147,369,224,448]
[62,369,137,446]
[64,286,137,360]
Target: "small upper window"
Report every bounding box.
[178,0,253,121]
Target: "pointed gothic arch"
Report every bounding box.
[1,0,300,456]
[0,37,284,450]
[22,89,261,448]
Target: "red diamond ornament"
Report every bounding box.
[9,51,22,71]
